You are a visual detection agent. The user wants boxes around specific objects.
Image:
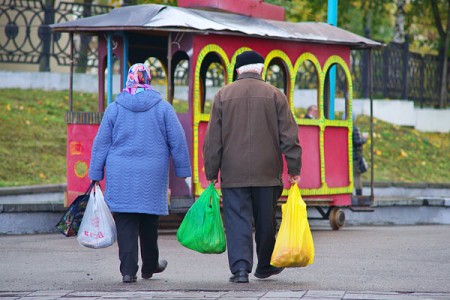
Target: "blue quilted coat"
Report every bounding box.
[88,89,191,215]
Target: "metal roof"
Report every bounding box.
[50,4,383,49]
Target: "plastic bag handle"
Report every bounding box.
[91,183,104,211]
[207,183,217,208]
[84,181,96,195]
[92,182,102,195]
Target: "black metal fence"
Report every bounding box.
[0,0,112,70]
[1,0,448,107]
[351,42,448,108]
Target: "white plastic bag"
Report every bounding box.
[77,184,117,249]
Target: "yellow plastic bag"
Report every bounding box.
[270,183,315,267]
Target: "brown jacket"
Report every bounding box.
[203,72,302,188]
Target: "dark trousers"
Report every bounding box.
[353,160,363,195]
[113,213,160,276]
[221,186,283,274]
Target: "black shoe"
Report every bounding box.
[142,259,168,279]
[254,266,285,279]
[122,275,137,283]
[229,269,249,283]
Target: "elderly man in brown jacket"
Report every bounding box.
[203,50,302,283]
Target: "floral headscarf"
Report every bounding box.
[123,63,152,94]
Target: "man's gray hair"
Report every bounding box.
[236,63,264,75]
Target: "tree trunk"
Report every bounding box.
[439,4,449,108]
[430,0,448,108]
[393,0,406,43]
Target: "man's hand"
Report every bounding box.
[288,174,300,184]
[210,179,218,185]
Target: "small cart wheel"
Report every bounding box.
[329,207,345,230]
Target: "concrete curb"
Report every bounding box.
[373,197,450,207]
[0,184,66,196]
[1,182,450,234]
[2,182,450,194]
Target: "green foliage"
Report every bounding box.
[0,89,449,186]
[406,0,449,54]
[265,0,395,42]
[337,0,395,42]
[265,0,448,54]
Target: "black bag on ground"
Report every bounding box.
[55,182,95,237]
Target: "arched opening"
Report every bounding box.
[144,57,167,99]
[294,59,319,120]
[171,51,190,113]
[324,63,349,120]
[265,58,288,95]
[199,52,226,114]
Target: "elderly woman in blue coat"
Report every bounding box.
[89,63,191,283]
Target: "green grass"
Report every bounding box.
[0,89,97,187]
[357,116,450,183]
[0,88,449,187]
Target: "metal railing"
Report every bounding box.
[0,0,112,70]
[350,42,448,108]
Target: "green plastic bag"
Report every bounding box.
[176,183,226,254]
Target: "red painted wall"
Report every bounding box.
[66,124,103,205]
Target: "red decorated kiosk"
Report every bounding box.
[51,0,381,229]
